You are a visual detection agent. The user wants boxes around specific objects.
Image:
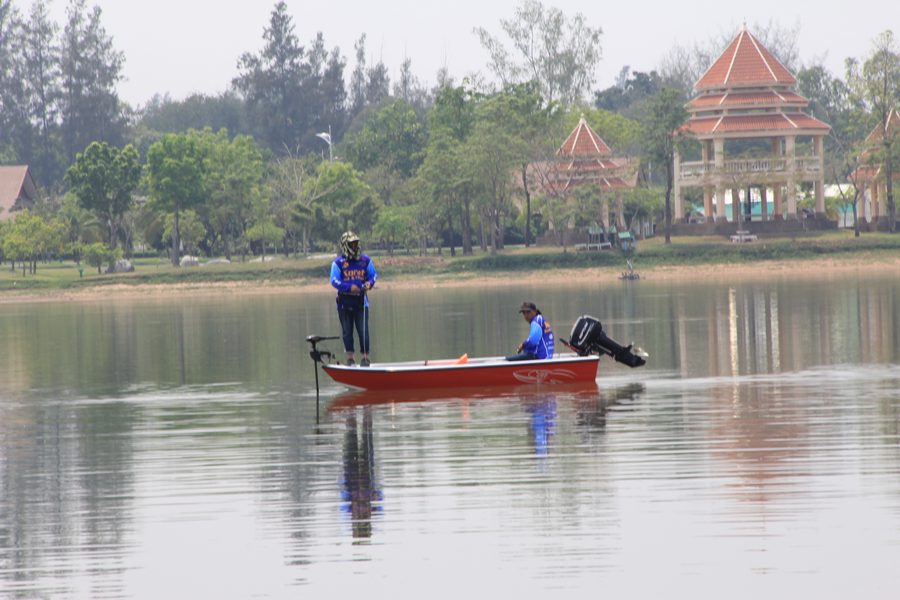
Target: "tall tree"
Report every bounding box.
[234,3,346,155]
[64,141,140,251]
[475,0,602,105]
[21,0,63,185]
[195,129,264,260]
[798,63,868,236]
[418,85,478,255]
[641,88,688,244]
[59,0,126,161]
[463,88,533,253]
[0,2,29,164]
[500,82,562,247]
[349,34,368,118]
[343,99,426,183]
[145,133,206,265]
[138,92,247,138]
[234,2,305,153]
[594,68,665,117]
[848,30,900,232]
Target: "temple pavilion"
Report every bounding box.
[539,115,636,231]
[853,108,900,226]
[674,27,831,223]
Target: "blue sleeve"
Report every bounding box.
[523,320,542,354]
[330,261,349,293]
[366,260,377,288]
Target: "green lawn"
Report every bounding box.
[1,230,898,292]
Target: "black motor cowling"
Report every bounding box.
[567,315,646,368]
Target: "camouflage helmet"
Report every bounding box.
[340,231,361,260]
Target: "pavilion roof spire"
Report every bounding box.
[557,115,613,158]
[695,28,796,91]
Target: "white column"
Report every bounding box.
[714,138,725,222]
[785,136,797,219]
[674,149,684,223]
[814,136,825,216]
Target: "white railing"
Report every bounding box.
[680,156,822,180]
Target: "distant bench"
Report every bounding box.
[731,230,758,243]
[576,241,613,251]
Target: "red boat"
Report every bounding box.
[307,315,646,393]
[321,354,601,391]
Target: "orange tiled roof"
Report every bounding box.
[864,108,900,144]
[689,90,807,110]
[681,113,830,136]
[0,165,36,220]
[557,116,613,157]
[696,28,796,91]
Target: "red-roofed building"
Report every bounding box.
[534,116,637,232]
[675,27,831,223]
[853,109,900,225]
[0,166,37,221]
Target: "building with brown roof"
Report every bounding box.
[535,116,636,231]
[0,166,37,221]
[674,27,831,223]
[853,109,900,225]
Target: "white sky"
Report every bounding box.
[47,0,896,107]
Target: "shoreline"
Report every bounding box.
[1,253,898,305]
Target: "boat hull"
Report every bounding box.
[321,354,600,391]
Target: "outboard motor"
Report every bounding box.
[565,315,647,368]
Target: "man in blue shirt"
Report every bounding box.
[330,231,377,366]
[506,301,555,361]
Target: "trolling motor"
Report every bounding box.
[307,335,338,364]
[306,335,339,420]
[562,315,648,368]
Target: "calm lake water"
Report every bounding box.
[2,272,900,599]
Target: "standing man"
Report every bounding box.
[331,231,377,366]
[507,301,555,361]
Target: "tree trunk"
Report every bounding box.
[172,209,181,267]
[462,199,473,255]
[447,214,456,257]
[521,163,532,247]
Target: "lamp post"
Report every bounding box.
[316,126,333,161]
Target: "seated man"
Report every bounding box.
[506,302,555,361]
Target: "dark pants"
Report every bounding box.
[338,307,370,354]
[505,352,537,361]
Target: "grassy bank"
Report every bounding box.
[2,230,899,292]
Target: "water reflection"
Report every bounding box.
[3,275,900,598]
[525,395,557,458]
[340,408,382,541]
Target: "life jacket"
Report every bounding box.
[334,254,371,310]
[528,313,555,359]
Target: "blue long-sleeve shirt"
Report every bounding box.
[522,313,555,359]
[331,254,377,308]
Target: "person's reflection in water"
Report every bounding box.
[526,395,557,460]
[340,407,382,541]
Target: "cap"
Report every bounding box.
[518,302,538,313]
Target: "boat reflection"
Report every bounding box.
[340,407,382,541]
[328,382,604,412]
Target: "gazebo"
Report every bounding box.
[674,27,831,223]
[853,108,900,226]
[540,116,636,231]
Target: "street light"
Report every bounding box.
[316,127,333,161]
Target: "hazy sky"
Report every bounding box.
[48,0,895,107]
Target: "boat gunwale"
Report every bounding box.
[321,353,598,374]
